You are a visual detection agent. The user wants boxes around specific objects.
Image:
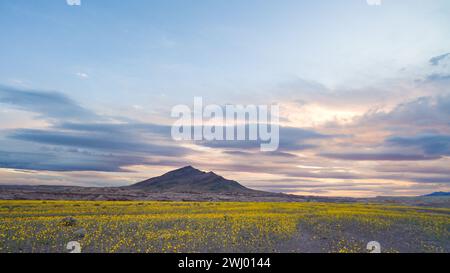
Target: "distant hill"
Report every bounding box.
[128,166,260,194]
[0,166,332,202]
[4,166,447,206]
[423,192,450,197]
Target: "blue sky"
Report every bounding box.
[0,0,450,196]
[2,0,449,103]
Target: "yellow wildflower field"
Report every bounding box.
[0,201,448,253]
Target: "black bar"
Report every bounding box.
[1,253,447,272]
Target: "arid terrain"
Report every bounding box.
[0,166,353,203]
[1,166,448,207]
[1,166,449,253]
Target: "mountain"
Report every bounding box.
[128,166,259,194]
[423,192,450,197]
[0,166,321,202]
[2,166,447,205]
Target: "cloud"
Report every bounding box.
[0,85,97,121]
[359,94,450,128]
[76,72,89,79]
[0,85,196,172]
[58,122,172,137]
[195,126,329,151]
[66,0,81,6]
[0,124,193,172]
[318,132,450,163]
[319,152,440,161]
[0,85,333,175]
[375,164,450,176]
[216,162,450,187]
[8,128,188,157]
[0,120,191,172]
[429,53,450,66]
[426,73,450,82]
[0,150,150,172]
[223,150,299,159]
[410,177,450,184]
[386,134,450,157]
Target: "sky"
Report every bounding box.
[0,0,450,197]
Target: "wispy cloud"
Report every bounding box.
[429,53,450,66]
[195,126,330,151]
[319,152,440,161]
[386,134,450,157]
[0,85,97,121]
[8,129,188,156]
[357,94,450,128]
[0,150,146,172]
[75,72,89,79]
